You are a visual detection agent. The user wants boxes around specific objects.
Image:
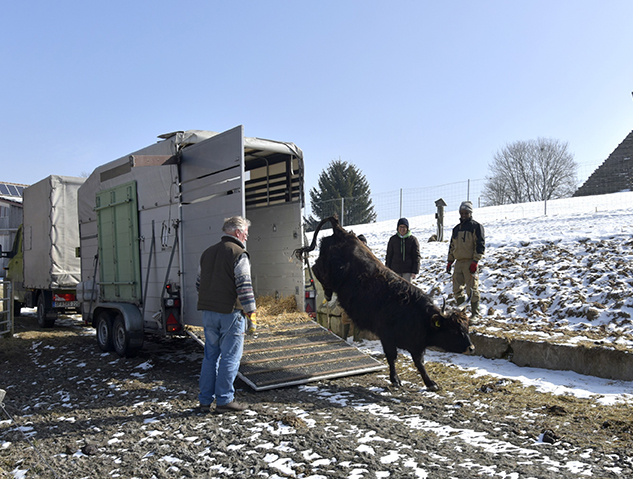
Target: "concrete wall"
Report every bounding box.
[471,333,633,381]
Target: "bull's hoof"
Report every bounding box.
[426,383,440,392]
[390,378,402,388]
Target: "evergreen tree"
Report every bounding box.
[307,160,376,229]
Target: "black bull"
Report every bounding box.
[294,216,475,391]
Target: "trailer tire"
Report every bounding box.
[96,312,115,352]
[112,314,140,358]
[37,294,56,328]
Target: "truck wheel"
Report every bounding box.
[37,294,56,328]
[96,312,114,352]
[113,314,139,358]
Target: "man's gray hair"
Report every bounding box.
[223,216,251,234]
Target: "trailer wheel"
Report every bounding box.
[96,312,114,352]
[112,314,139,358]
[37,294,56,328]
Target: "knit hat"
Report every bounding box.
[397,218,409,229]
[459,201,473,213]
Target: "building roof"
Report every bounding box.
[0,181,28,198]
[574,130,633,197]
[0,195,23,205]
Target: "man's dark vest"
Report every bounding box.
[197,236,248,313]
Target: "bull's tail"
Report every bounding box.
[293,215,340,261]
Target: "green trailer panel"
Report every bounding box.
[96,181,141,303]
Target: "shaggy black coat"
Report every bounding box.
[296,216,474,391]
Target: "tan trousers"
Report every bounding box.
[452,260,480,305]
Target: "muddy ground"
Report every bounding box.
[1,312,633,478]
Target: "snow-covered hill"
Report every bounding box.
[307,192,633,350]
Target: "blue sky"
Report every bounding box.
[2,1,633,199]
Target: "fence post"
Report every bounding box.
[399,189,403,218]
[341,197,345,226]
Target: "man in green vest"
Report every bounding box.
[197,216,256,413]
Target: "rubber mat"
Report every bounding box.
[188,320,386,391]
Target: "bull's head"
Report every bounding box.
[295,215,351,302]
[311,257,333,301]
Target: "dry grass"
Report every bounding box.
[184,294,313,332]
[397,358,633,448]
[256,294,313,326]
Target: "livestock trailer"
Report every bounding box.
[76,126,306,356]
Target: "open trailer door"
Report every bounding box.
[179,126,245,327]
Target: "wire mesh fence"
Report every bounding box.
[309,161,614,227]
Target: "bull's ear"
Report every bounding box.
[431,315,442,329]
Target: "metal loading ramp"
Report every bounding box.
[188,319,386,391]
[239,320,386,391]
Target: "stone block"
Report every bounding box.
[510,339,633,381]
[470,333,511,359]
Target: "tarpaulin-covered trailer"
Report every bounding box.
[2,175,84,327]
[76,126,306,357]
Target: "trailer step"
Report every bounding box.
[187,319,385,391]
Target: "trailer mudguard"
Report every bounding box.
[96,302,144,334]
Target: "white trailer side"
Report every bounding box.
[77,125,305,357]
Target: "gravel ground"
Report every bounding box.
[1,312,633,479]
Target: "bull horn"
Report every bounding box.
[293,216,337,261]
[441,297,446,314]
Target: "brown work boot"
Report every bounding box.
[470,301,481,325]
[215,400,248,414]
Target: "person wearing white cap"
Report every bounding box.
[446,201,485,321]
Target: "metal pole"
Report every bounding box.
[467,179,470,201]
[341,197,345,226]
[399,189,403,218]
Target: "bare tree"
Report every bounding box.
[482,138,578,206]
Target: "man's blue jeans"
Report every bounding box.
[198,309,245,407]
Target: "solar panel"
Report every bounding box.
[0,183,24,197]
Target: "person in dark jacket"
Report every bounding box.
[385,218,420,282]
[446,201,485,320]
[197,216,256,414]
